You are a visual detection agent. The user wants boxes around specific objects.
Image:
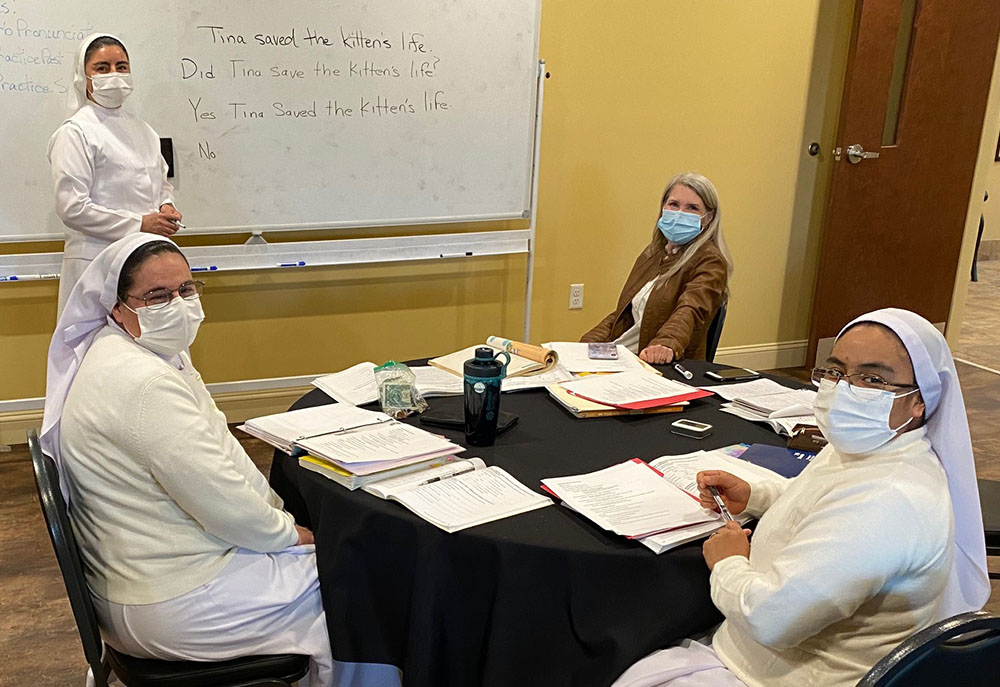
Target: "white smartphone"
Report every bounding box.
[670,419,713,439]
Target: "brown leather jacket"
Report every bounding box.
[580,237,728,360]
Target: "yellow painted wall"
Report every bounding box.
[0,0,856,402]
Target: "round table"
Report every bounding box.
[269,360,795,687]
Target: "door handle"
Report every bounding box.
[845,144,880,164]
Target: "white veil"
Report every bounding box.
[40,233,173,499]
[840,308,990,617]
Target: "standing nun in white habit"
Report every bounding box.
[612,308,990,687]
[48,33,182,315]
[39,234,406,687]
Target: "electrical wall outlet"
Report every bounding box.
[569,283,584,309]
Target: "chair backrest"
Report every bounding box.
[705,299,727,363]
[857,611,1000,687]
[27,429,110,687]
[978,478,1000,556]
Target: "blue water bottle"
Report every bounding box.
[463,347,511,446]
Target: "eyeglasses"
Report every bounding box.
[124,280,204,310]
[811,367,918,400]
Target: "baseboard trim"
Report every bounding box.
[0,342,810,445]
[713,340,808,371]
[0,375,324,446]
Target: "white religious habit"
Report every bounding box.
[42,235,340,685]
[48,33,174,313]
[612,308,989,687]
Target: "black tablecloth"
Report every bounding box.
[269,360,796,687]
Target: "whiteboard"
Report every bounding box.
[0,0,541,241]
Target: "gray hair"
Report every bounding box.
[652,171,733,293]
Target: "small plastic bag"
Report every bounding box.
[374,361,428,419]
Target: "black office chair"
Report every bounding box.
[27,429,310,687]
[705,299,728,363]
[980,478,1000,580]
[857,611,1000,687]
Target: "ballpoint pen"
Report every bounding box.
[419,466,476,486]
[708,485,734,522]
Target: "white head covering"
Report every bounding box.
[40,233,174,496]
[68,32,127,114]
[839,308,990,618]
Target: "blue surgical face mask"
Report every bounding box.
[657,209,704,245]
[813,378,918,454]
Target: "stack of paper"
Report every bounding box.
[501,364,575,391]
[541,459,717,539]
[296,421,464,476]
[371,461,551,532]
[546,383,685,418]
[544,342,647,374]
[558,369,711,410]
[701,378,817,435]
[429,336,559,378]
[312,362,464,406]
[240,404,392,453]
[299,453,465,491]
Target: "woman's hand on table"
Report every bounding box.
[295,524,315,546]
[639,345,674,364]
[702,521,751,571]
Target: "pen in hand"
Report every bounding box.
[708,485,734,522]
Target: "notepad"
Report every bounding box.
[312,362,464,405]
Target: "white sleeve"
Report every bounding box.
[136,372,297,552]
[222,428,286,510]
[709,485,924,650]
[743,477,787,517]
[48,124,143,240]
[159,154,175,208]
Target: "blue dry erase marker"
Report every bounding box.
[277,261,306,267]
[190,266,218,272]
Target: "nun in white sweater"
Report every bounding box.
[612,308,990,687]
[39,234,401,687]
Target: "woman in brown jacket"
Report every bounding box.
[581,172,732,363]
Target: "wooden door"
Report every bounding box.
[808,0,1000,363]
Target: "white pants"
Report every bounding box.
[92,545,333,686]
[611,639,748,687]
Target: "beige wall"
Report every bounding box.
[2,1,857,403]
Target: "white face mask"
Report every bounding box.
[89,72,133,108]
[813,378,918,454]
[124,297,205,357]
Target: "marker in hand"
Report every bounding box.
[709,485,734,522]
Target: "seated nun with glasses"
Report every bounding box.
[612,308,990,687]
[39,234,337,686]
